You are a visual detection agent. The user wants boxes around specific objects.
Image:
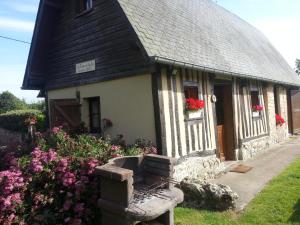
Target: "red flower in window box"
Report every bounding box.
[252,105,264,111]
[276,114,285,126]
[185,98,205,111]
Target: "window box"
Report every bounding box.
[252,111,260,118]
[187,109,204,120]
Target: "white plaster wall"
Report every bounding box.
[48,74,156,145]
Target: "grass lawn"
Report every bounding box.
[175,157,300,225]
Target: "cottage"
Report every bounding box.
[23,0,300,179]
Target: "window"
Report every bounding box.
[251,90,260,106]
[88,97,101,133]
[184,83,199,99]
[76,0,93,14]
[184,82,204,121]
[250,85,263,118]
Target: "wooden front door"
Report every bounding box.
[214,84,235,161]
[50,99,81,131]
[217,125,226,161]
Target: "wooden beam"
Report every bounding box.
[44,0,64,9]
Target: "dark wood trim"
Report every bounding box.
[287,89,294,134]
[167,67,176,157]
[75,8,94,18]
[180,69,190,154]
[172,67,183,157]
[262,85,270,134]
[151,65,163,155]
[212,75,222,158]
[44,0,64,9]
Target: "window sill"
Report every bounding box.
[75,8,93,18]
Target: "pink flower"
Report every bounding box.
[56,158,69,172]
[44,149,58,163]
[33,194,45,205]
[61,172,76,187]
[111,145,121,151]
[51,127,61,134]
[30,158,43,173]
[10,193,22,204]
[86,159,99,174]
[31,148,42,158]
[0,170,25,195]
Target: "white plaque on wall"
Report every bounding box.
[76,60,96,74]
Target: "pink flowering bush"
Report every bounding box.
[0,126,157,225]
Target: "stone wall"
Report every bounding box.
[0,128,22,146]
[239,136,271,160]
[174,154,225,182]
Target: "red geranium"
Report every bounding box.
[276,114,285,126]
[186,98,205,111]
[252,105,264,111]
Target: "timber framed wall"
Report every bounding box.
[155,65,290,160]
[156,67,217,158]
[232,78,269,144]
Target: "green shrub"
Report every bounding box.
[0,91,27,114]
[0,109,47,133]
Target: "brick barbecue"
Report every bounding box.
[96,154,184,225]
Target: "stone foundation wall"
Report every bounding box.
[0,128,22,146]
[239,136,271,160]
[174,154,225,182]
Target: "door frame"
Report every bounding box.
[213,80,235,161]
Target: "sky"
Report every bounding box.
[0,0,299,102]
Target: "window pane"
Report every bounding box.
[184,86,199,99]
[251,91,259,106]
[92,101,99,114]
[92,115,100,128]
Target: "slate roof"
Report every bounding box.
[117,0,300,86]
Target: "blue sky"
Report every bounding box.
[0,0,299,102]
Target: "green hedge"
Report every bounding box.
[0,109,47,133]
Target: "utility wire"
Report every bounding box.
[0,35,31,45]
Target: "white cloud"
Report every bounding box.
[253,18,300,68]
[0,17,34,32]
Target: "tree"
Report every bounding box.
[296,58,300,75]
[0,91,27,114]
[27,100,46,112]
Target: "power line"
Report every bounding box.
[0,35,31,45]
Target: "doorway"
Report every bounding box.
[214,83,235,161]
